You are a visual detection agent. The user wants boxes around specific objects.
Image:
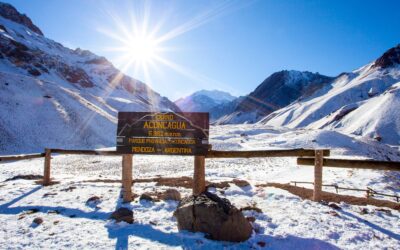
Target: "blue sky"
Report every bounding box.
[3,0,400,100]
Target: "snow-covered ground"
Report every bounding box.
[1,124,399,249]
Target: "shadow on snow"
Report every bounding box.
[0,185,394,249]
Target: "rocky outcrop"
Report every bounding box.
[58,66,94,88]
[373,44,400,68]
[173,192,252,242]
[0,2,43,35]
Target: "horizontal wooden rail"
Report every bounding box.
[206,149,330,158]
[297,158,400,171]
[50,149,120,156]
[0,153,45,162]
[1,148,332,160]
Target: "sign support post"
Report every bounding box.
[313,150,324,201]
[193,155,206,195]
[122,154,133,203]
[43,148,51,186]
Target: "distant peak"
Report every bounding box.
[0,2,43,35]
[190,89,236,100]
[373,44,400,69]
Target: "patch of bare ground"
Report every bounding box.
[257,182,400,210]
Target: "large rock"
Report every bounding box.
[173,192,252,242]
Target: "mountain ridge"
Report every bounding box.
[261,44,400,145]
[215,70,334,124]
[0,2,179,154]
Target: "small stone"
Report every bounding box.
[161,189,181,201]
[140,193,154,202]
[60,186,76,192]
[232,179,250,187]
[240,205,262,213]
[43,192,57,198]
[47,210,60,214]
[328,203,341,210]
[25,209,39,214]
[328,211,339,217]
[257,241,266,247]
[109,208,134,224]
[86,196,101,206]
[360,208,369,214]
[375,208,392,215]
[32,217,43,225]
[53,220,60,225]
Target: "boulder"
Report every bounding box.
[109,208,133,224]
[173,192,252,242]
[161,189,181,201]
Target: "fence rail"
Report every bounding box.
[0,153,45,162]
[50,148,120,156]
[0,148,331,159]
[206,149,330,158]
[2,148,400,205]
[297,157,400,171]
[291,181,400,202]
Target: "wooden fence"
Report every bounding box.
[1,148,400,203]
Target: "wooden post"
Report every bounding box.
[193,155,206,195]
[313,150,324,201]
[122,154,133,203]
[42,148,51,186]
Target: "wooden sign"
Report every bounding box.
[116,112,209,155]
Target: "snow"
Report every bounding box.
[0,17,177,154]
[262,65,400,146]
[0,4,399,249]
[1,124,399,249]
[174,89,237,120]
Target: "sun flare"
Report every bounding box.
[98,1,243,94]
[123,35,158,63]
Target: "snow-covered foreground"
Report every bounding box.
[1,125,399,249]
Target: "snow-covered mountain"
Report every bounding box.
[174,89,236,121]
[215,70,333,124]
[0,2,179,154]
[261,44,400,145]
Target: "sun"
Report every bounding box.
[97,1,246,94]
[123,35,158,63]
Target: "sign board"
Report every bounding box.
[116,112,209,155]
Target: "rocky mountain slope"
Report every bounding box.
[0,2,179,154]
[215,70,333,124]
[261,44,400,145]
[175,89,236,121]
